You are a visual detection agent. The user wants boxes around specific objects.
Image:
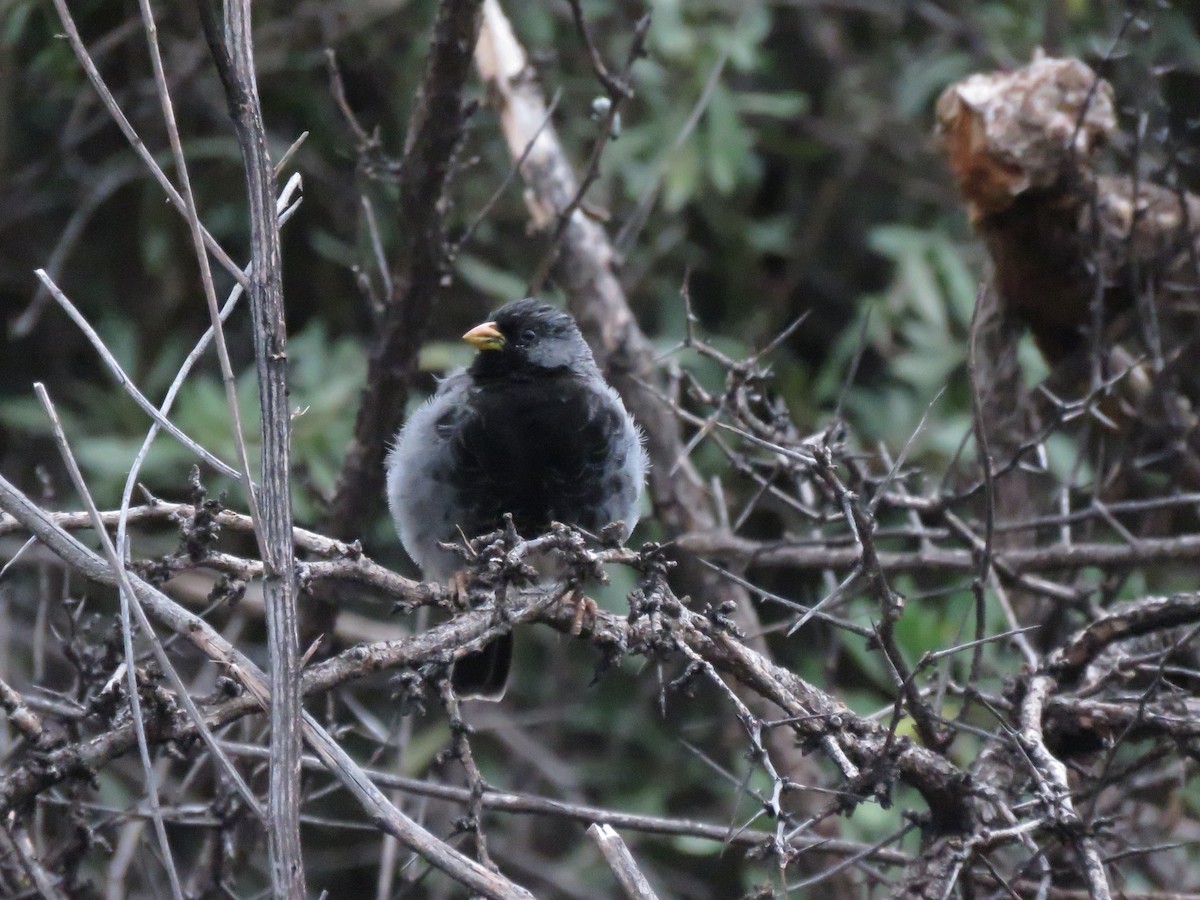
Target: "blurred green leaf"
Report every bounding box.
[455,254,529,301]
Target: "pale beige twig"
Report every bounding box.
[32,270,244,482]
[587,824,661,900]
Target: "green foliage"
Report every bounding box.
[813,224,979,458]
[0,322,365,522]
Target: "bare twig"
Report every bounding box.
[2,816,68,900]
[566,0,633,100]
[439,680,495,870]
[33,271,244,483]
[33,395,268,821]
[44,0,247,289]
[1019,674,1112,899]
[0,679,52,751]
[525,11,650,294]
[217,740,909,862]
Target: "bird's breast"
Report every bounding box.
[451,377,629,535]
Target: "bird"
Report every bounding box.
[386,299,648,699]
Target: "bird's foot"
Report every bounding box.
[562,588,598,636]
[446,571,470,608]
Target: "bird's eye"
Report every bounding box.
[521,329,537,343]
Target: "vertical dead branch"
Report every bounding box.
[197,2,304,894]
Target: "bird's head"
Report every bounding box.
[464,299,596,378]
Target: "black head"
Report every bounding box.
[464,299,596,379]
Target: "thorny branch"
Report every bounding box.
[10,425,1200,893]
[10,328,1200,895]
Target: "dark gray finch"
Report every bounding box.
[386,299,648,699]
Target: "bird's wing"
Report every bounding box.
[385,370,473,580]
[591,381,649,541]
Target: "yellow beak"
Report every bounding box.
[462,321,505,351]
